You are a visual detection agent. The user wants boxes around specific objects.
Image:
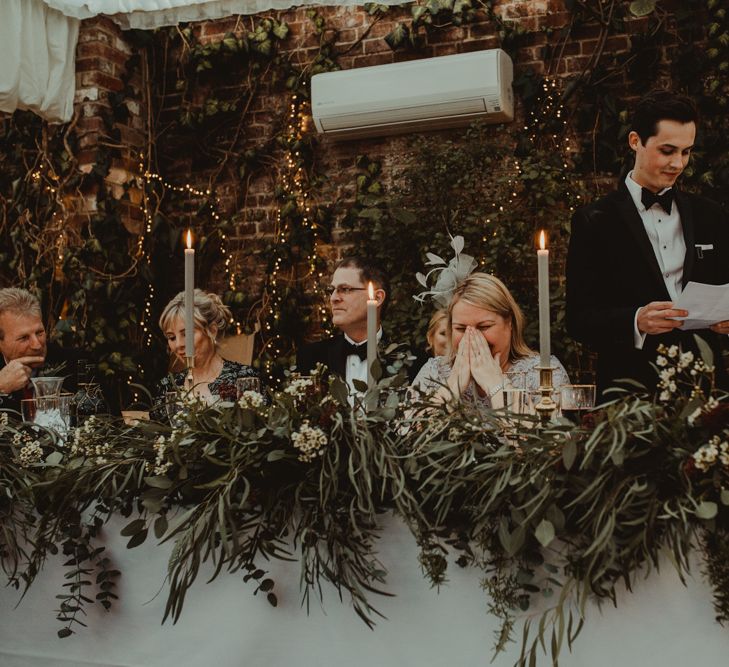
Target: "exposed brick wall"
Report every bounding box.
[71,0,701,286]
[74,16,146,234]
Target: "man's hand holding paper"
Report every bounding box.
[672,282,729,331]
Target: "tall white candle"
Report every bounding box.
[184,230,195,361]
[537,230,551,368]
[366,282,377,388]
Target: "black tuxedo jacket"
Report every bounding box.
[296,334,424,383]
[566,183,729,397]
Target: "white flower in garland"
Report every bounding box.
[284,377,314,400]
[16,440,43,467]
[291,420,328,462]
[238,391,265,409]
[149,434,173,476]
[693,436,729,472]
[0,412,8,427]
[656,355,668,367]
[678,351,695,370]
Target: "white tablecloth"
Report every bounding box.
[1,515,729,666]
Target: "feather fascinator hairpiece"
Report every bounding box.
[414,235,478,308]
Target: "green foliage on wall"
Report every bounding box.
[342,124,586,368]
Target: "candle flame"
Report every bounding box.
[539,230,546,250]
[368,281,375,300]
[186,229,193,249]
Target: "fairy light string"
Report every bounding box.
[261,93,329,382]
[136,154,241,347]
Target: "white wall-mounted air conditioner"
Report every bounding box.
[311,49,513,141]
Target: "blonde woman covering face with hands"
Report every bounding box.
[412,273,569,410]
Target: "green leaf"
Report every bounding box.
[696,501,718,520]
[535,519,555,547]
[145,476,172,489]
[562,439,577,471]
[693,334,715,369]
[120,518,146,537]
[629,0,657,17]
[127,528,149,549]
[154,515,169,539]
[330,377,349,406]
[45,451,64,466]
[384,23,409,50]
[272,22,289,40]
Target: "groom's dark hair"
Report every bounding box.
[336,256,390,318]
[631,90,699,145]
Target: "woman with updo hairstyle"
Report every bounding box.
[152,289,260,413]
[412,273,569,409]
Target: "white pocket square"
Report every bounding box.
[696,244,714,258]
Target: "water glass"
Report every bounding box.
[236,377,261,398]
[21,396,71,437]
[501,387,527,414]
[21,398,37,423]
[560,384,596,424]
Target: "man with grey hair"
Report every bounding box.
[0,288,48,412]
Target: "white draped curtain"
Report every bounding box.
[0,0,79,123]
[0,0,405,122]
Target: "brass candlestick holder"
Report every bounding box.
[534,365,558,425]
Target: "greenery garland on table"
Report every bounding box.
[2,341,729,665]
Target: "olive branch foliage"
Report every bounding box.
[2,341,729,664]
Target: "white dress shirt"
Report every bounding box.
[344,328,382,400]
[625,172,686,349]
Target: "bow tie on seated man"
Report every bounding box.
[296,255,408,402]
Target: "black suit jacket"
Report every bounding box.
[296,334,423,383]
[566,183,729,397]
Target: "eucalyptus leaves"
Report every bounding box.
[1,344,729,666]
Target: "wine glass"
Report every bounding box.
[236,377,261,398]
[559,385,596,424]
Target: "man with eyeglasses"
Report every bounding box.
[296,256,399,397]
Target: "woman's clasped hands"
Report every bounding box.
[443,326,506,405]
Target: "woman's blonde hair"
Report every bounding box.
[447,273,533,364]
[425,308,448,354]
[159,289,232,348]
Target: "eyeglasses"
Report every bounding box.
[323,285,368,296]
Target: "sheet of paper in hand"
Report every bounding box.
[672,281,729,330]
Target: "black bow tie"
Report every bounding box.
[641,187,673,214]
[343,340,368,361]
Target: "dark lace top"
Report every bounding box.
[151,359,261,420]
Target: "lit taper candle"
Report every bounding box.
[366,282,377,388]
[184,230,195,364]
[537,230,550,368]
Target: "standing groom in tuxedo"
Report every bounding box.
[567,90,729,397]
[297,256,419,398]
